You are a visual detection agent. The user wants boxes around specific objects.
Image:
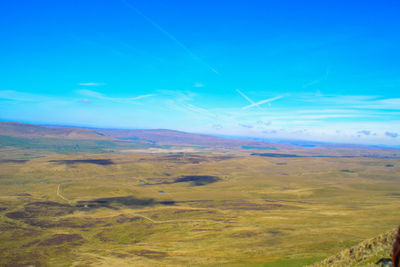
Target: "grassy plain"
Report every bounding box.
[0,149,399,266]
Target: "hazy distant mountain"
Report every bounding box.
[0,121,113,140]
[95,128,282,148]
[0,121,280,148]
[1,121,399,158]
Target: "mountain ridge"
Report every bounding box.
[1,121,400,156]
[0,121,113,141]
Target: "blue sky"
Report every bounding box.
[0,0,399,145]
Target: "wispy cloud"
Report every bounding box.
[358,130,371,136]
[76,89,154,102]
[130,94,155,100]
[0,90,50,102]
[257,120,271,126]
[79,99,91,104]
[385,131,399,138]
[212,124,223,130]
[194,83,205,88]
[297,114,365,119]
[299,93,400,110]
[263,129,277,134]
[160,90,218,120]
[3,88,399,146]
[302,80,320,89]
[242,95,284,110]
[236,89,263,111]
[183,103,216,118]
[361,98,400,110]
[239,123,253,128]
[120,0,219,74]
[0,90,74,106]
[158,90,197,102]
[302,66,331,89]
[78,83,105,86]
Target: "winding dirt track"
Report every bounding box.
[57,184,71,203]
[126,213,225,224]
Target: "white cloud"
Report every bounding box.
[257,120,271,126]
[361,98,400,110]
[80,99,91,103]
[385,131,399,138]
[298,114,365,119]
[0,90,50,102]
[76,89,154,102]
[239,123,253,129]
[212,124,223,130]
[194,83,205,88]
[358,130,371,136]
[301,94,400,110]
[78,82,105,86]
[302,80,320,88]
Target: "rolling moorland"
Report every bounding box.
[0,121,399,266]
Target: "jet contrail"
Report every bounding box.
[236,89,263,111]
[78,89,154,102]
[236,89,255,105]
[121,0,219,74]
[127,94,155,100]
[242,95,284,110]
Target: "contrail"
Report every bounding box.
[121,0,219,74]
[303,65,331,88]
[236,89,255,105]
[242,95,284,110]
[78,89,155,102]
[127,94,155,100]
[236,89,263,111]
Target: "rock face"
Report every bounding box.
[311,228,397,267]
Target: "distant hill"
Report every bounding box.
[95,128,282,148]
[0,121,113,140]
[0,121,284,150]
[1,121,399,158]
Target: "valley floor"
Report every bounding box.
[0,152,399,266]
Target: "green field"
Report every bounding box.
[0,135,159,156]
[0,149,399,266]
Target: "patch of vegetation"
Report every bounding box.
[39,233,85,246]
[251,153,301,157]
[49,159,115,165]
[132,249,168,259]
[340,169,356,173]
[0,135,155,154]
[270,256,325,267]
[0,159,29,163]
[174,175,221,186]
[242,146,277,150]
[311,228,396,266]
[76,196,158,209]
[145,175,222,186]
